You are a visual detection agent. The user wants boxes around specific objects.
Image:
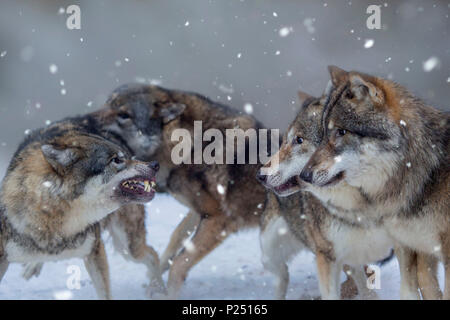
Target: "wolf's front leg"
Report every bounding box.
[167,214,231,299]
[315,251,341,300]
[395,246,420,300]
[22,262,43,280]
[84,237,111,300]
[107,206,166,298]
[0,257,9,282]
[417,253,441,299]
[160,211,201,274]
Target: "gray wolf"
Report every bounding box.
[300,66,449,299]
[0,128,158,299]
[103,83,275,298]
[257,91,386,299]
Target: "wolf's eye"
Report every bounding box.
[117,112,130,119]
[345,90,354,100]
[337,129,347,137]
[293,136,304,145]
[110,156,124,165]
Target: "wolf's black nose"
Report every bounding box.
[148,161,160,172]
[256,171,267,183]
[299,169,313,183]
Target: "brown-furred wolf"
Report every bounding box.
[258,90,389,299]
[15,112,166,298]
[0,125,159,299]
[103,84,375,299]
[299,66,449,299]
[103,83,273,298]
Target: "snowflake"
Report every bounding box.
[49,64,58,74]
[423,56,440,72]
[243,103,253,114]
[364,39,374,49]
[217,184,225,195]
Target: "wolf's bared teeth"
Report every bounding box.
[144,180,150,192]
[150,181,156,188]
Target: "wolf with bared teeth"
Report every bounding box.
[0,124,159,299]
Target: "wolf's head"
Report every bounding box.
[2,132,159,235]
[300,66,406,194]
[257,91,328,197]
[99,83,186,160]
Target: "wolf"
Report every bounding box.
[257,91,388,299]
[299,66,449,299]
[103,83,278,298]
[0,128,158,299]
[19,112,166,297]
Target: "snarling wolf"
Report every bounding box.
[103,83,278,298]
[0,127,158,299]
[257,91,388,299]
[15,112,166,298]
[300,66,449,299]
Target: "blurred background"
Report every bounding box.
[0,0,449,176]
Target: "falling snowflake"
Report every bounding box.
[243,103,253,114]
[278,228,287,235]
[24,129,31,135]
[45,120,52,126]
[217,184,225,195]
[87,101,93,107]
[183,239,196,253]
[0,51,6,58]
[423,56,440,72]
[60,88,67,95]
[184,21,190,26]
[406,162,411,168]
[364,39,374,49]
[279,27,292,37]
[49,64,58,74]
[237,52,242,59]
[275,50,280,55]
[272,12,278,17]
[334,156,342,163]
[43,181,52,188]
[399,120,407,126]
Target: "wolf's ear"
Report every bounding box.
[297,90,313,106]
[328,65,348,86]
[349,74,384,104]
[41,144,79,174]
[160,103,186,124]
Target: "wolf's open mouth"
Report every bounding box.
[323,171,344,187]
[273,176,299,193]
[118,176,156,201]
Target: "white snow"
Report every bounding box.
[278,27,292,37]
[0,194,444,299]
[243,103,253,114]
[364,39,374,49]
[217,184,225,195]
[49,64,58,74]
[423,56,440,72]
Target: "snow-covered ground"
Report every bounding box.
[0,194,444,300]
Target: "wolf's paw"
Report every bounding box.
[22,263,43,280]
[146,281,167,299]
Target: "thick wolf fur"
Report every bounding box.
[104,84,281,298]
[258,94,385,299]
[14,113,165,297]
[0,127,158,299]
[300,66,449,299]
